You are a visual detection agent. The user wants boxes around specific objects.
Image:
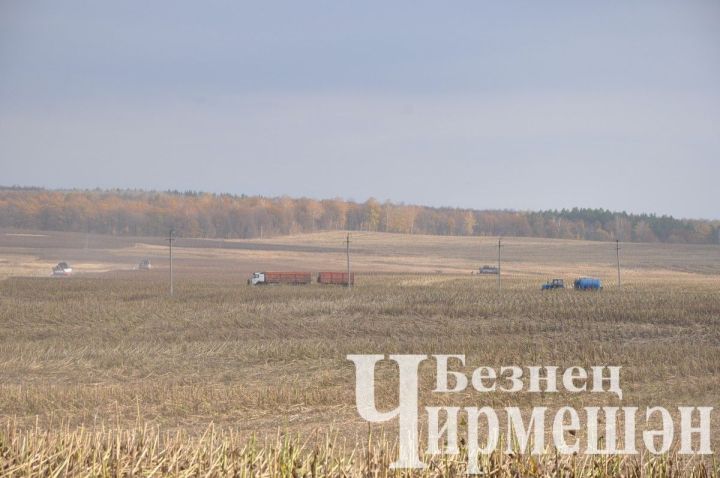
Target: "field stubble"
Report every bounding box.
[0,231,719,475]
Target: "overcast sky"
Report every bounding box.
[1,1,718,219]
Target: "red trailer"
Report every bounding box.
[317,271,355,285]
[248,271,312,285]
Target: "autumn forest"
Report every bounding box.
[0,187,717,244]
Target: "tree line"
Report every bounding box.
[0,187,717,244]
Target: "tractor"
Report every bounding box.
[541,278,565,290]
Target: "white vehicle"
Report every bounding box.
[138,259,152,270]
[52,262,73,276]
[248,272,265,285]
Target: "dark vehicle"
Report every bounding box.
[541,279,565,290]
[52,262,72,276]
[476,265,499,275]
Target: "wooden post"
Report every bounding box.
[346,233,351,288]
[616,239,621,288]
[169,229,175,296]
[497,238,502,291]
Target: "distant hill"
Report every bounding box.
[0,187,717,244]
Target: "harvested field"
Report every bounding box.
[0,229,718,476]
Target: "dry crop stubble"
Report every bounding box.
[0,231,719,475]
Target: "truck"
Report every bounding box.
[52,262,73,277]
[541,278,565,290]
[248,271,312,285]
[574,277,602,290]
[476,265,499,275]
[317,271,355,285]
[138,259,152,270]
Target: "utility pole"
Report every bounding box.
[346,233,351,288]
[497,238,502,291]
[168,228,175,296]
[616,239,621,288]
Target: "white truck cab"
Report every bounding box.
[248,272,265,285]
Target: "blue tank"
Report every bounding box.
[574,277,602,290]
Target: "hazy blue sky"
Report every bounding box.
[1,1,718,219]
